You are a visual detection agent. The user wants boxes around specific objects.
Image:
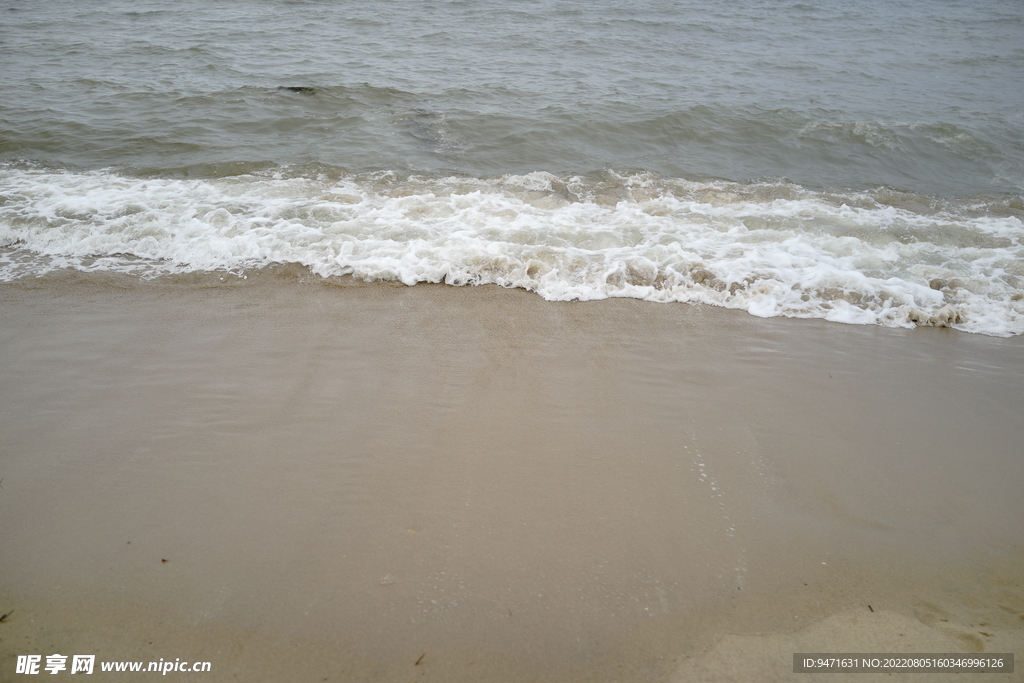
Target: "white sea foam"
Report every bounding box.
[2,167,1022,336]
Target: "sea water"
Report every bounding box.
[2,0,1023,335]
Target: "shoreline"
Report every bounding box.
[1,278,1021,681]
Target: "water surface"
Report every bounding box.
[2,0,1023,334]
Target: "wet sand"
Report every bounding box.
[1,276,1022,682]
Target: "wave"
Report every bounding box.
[4,92,1022,197]
[1,165,1022,336]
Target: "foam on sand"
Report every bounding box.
[2,165,1022,335]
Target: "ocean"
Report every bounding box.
[2,0,1023,336]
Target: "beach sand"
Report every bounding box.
[1,275,1021,682]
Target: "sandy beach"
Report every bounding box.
[1,275,1021,682]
